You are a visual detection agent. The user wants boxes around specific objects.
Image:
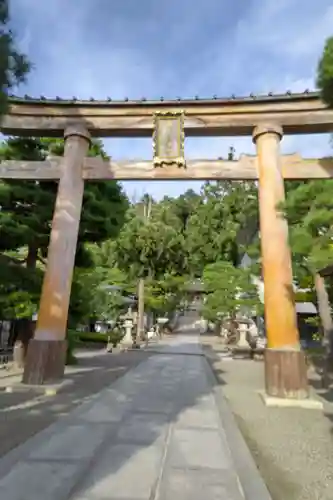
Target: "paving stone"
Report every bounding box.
[0,461,82,500]
[167,428,233,470]
[103,388,133,404]
[175,406,219,429]
[157,467,244,500]
[116,412,170,444]
[29,424,109,461]
[80,400,129,423]
[73,442,165,499]
[179,387,217,406]
[0,326,252,500]
[130,392,176,415]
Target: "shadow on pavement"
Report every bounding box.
[0,320,249,500]
[0,350,150,459]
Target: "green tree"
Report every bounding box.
[282,180,333,385]
[144,274,188,318]
[71,264,129,327]
[0,137,128,269]
[114,199,187,280]
[0,254,41,319]
[0,137,128,352]
[185,180,258,276]
[0,138,58,266]
[0,0,31,114]
[161,189,202,233]
[110,194,194,341]
[72,240,134,326]
[202,261,261,335]
[249,178,333,376]
[317,36,333,107]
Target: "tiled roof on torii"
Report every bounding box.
[7,89,319,106]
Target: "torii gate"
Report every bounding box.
[1,91,333,399]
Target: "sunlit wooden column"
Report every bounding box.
[23,124,90,385]
[252,124,308,399]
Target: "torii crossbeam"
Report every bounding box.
[1,154,333,180]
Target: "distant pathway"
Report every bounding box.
[0,323,250,500]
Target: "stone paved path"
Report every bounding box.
[0,332,249,500]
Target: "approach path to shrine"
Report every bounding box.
[0,319,271,500]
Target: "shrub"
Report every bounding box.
[77,329,124,347]
[78,331,108,343]
[66,329,81,365]
[108,328,124,347]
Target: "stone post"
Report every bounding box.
[22,124,90,385]
[136,278,145,343]
[252,124,308,399]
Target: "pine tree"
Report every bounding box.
[202,260,261,336]
[283,180,333,386]
[0,0,31,114]
[185,180,258,276]
[317,36,333,107]
[0,137,128,353]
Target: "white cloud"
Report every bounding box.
[232,0,332,58]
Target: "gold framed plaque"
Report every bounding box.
[153,111,185,167]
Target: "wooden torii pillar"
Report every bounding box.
[253,124,308,399]
[4,133,327,388]
[22,124,90,385]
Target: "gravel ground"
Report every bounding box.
[202,338,333,500]
[0,349,151,458]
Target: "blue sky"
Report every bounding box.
[10,0,333,200]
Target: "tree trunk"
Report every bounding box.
[314,272,333,388]
[216,320,223,337]
[13,245,39,368]
[228,317,238,344]
[26,244,38,269]
[8,321,16,347]
[13,319,35,369]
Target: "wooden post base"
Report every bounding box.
[22,339,67,385]
[265,348,308,399]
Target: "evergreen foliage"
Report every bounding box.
[317,36,333,107]
[202,261,261,323]
[0,137,128,320]
[0,0,31,114]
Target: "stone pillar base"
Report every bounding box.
[265,348,308,399]
[22,339,67,385]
